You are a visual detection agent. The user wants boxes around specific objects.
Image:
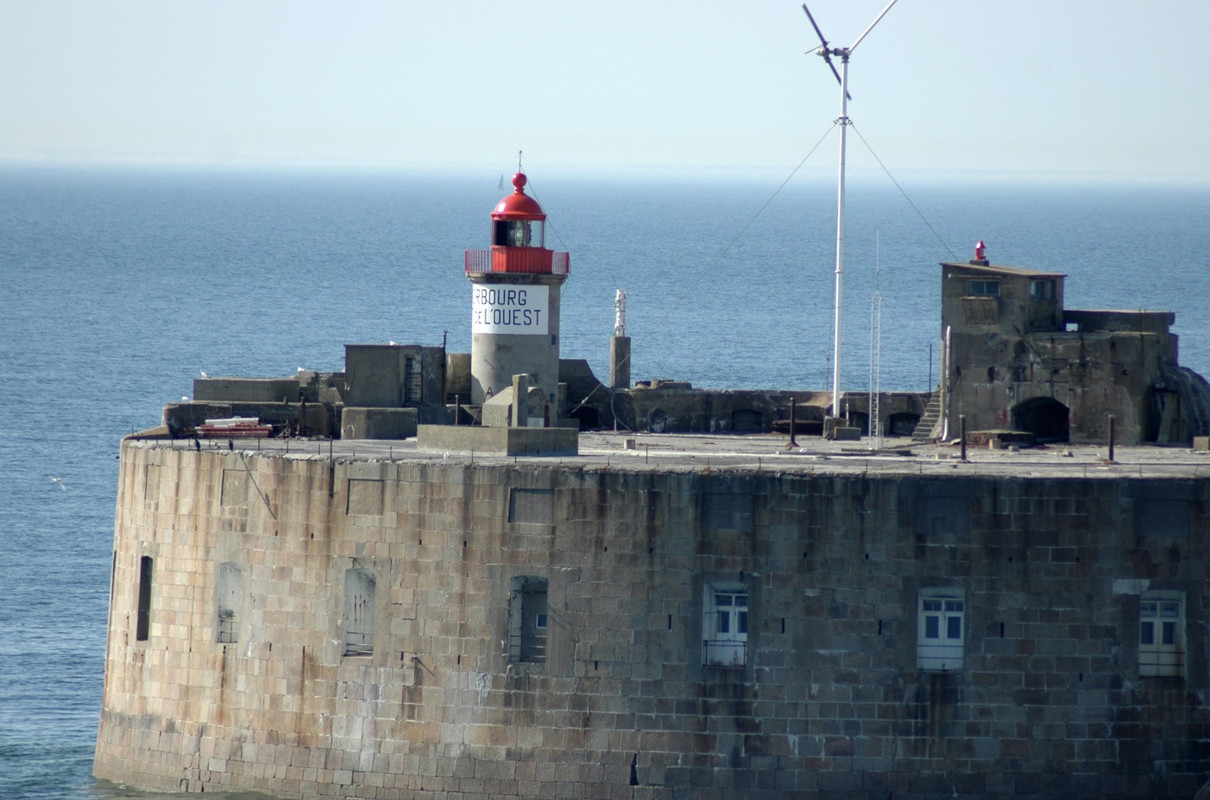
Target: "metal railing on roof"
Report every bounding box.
[465,249,570,276]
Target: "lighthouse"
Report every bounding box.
[464,172,570,424]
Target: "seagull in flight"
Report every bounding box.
[50,476,66,491]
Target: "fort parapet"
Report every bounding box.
[94,433,1210,800]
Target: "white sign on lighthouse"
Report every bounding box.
[471,284,550,335]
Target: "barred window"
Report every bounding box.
[1140,594,1184,677]
[508,576,548,664]
[918,590,964,671]
[703,584,748,667]
[343,568,375,657]
[216,562,241,644]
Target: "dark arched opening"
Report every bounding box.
[730,409,763,433]
[1012,396,1070,443]
[569,406,600,430]
[888,412,921,436]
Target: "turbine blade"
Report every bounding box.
[822,54,844,88]
[801,3,830,50]
[849,0,899,54]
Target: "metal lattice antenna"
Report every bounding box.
[801,0,898,420]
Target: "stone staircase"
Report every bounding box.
[911,390,942,442]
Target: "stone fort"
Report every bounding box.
[94,177,1210,799]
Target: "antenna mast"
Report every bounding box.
[868,232,883,450]
[802,0,898,420]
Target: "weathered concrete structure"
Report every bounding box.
[934,259,1210,445]
[95,434,1210,799]
[177,356,928,443]
[99,176,1210,800]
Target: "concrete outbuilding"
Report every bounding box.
[931,248,1210,444]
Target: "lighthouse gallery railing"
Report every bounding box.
[465,249,570,276]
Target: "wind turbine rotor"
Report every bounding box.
[802,4,848,97]
[801,3,830,52]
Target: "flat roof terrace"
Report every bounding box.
[127,431,1210,481]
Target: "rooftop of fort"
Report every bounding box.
[126,428,1210,481]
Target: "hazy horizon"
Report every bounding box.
[4,1,1208,186]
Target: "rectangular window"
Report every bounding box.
[509,576,549,664]
[967,279,999,297]
[703,584,748,667]
[1140,594,1184,677]
[136,556,153,642]
[216,562,241,644]
[918,590,964,671]
[403,355,422,404]
[343,568,376,657]
[1030,279,1055,299]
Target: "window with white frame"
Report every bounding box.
[703,584,748,667]
[918,590,964,671]
[1140,594,1184,677]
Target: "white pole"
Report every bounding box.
[830,55,850,418]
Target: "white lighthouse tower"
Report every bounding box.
[464,172,570,424]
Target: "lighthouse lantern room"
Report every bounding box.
[464,172,570,419]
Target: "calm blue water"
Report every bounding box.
[2,164,1208,799]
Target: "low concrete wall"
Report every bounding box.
[164,401,335,438]
[194,377,300,403]
[341,407,418,440]
[417,424,578,456]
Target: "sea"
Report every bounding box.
[2,163,1209,800]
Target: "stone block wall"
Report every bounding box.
[95,443,1210,799]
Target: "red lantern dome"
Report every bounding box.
[465,172,569,276]
[491,173,546,222]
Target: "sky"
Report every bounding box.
[2,1,1209,184]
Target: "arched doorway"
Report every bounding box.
[1012,396,1070,442]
